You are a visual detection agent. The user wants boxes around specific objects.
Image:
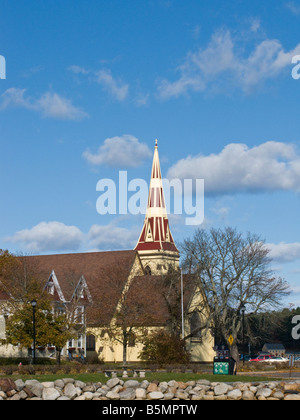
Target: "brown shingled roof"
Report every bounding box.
[121,273,196,327]
[25,250,140,324]
[27,250,137,298]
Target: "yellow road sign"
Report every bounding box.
[228,335,234,345]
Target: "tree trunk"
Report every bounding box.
[55,348,61,365]
[123,331,128,366]
[229,343,239,365]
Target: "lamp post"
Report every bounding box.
[180,269,184,339]
[31,299,37,365]
[240,303,246,365]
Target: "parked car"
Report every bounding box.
[268,356,288,362]
[239,354,251,361]
[250,354,272,362]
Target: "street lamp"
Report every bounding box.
[31,299,37,365]
[181,269,184,340]
[240,303,246,365]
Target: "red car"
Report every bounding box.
[250,354,272,362]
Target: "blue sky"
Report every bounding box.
[1,0,300,305]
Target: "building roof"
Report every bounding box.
[24,250,140,325]
[121,273,196,327]
[263,343,285,350]
[135,140,179,254]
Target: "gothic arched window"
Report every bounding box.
[86,334,96,351]
[145,265,152,275]
[190,311,202,342]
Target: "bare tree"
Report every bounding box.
[180,227,290,362]
[88,264,158,366]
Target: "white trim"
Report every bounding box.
[45,270,66,302]
[71,275,93,304]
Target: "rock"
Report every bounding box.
[273,391,284,399]
[74,380,86,389]
[15,379,25,391]
[242,390,255,400]
[64,383,78,399]
[27,383,44,398]
[167,380,178,388]
[106,390,120,400]
[23,387,35,398]
[18,390,28,399]
[106,377,120,389]
[124,380,139,388]
[177,381,188,389]
[83,384,95,392]
[0,378,16,393]
[147,382,158,393]
[54,379,65,388]
[214,383,229,396]
[158,382,168,393]
[256,387,272,398]
[9,393,21,400]
[284,383,299,392]
[119,388,136,400]
[214,394,227,400]
[83,391,94,400]
[148,391,164,400]
[63,378,75,384]
[74,395,86,400]
[42,387,60,400]
[284,394,300,400]
[42,381,55,388]
[135,388,147,399]
[227,389,242,400]
[175,390,189,399]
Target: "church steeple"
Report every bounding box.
[135,139,179,274]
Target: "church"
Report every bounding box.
[0,141,214,363]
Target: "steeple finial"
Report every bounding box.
[155,139,158,148]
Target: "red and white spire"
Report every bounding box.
[135,139,179,254]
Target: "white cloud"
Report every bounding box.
[83,134,152,167]
[157,29,300,99]
[167,141,300,196]
[95,69,129,101]
[36,92,88,120]
[0,88,88,120]
[286,2,300,16]
[88,223,139,250]
[7,221,84,253]
[266,242,300,263]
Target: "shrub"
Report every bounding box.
[139,330,191,366]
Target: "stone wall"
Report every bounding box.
[1,377,300,400]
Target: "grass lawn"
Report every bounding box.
[1,371,280,384]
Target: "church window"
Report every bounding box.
[145,265,151,275]
[86,334,96,351]
[190,311,202,342]
[128,332,136,347]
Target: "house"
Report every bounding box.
[262,343,286,357]
[0,140,215,363]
